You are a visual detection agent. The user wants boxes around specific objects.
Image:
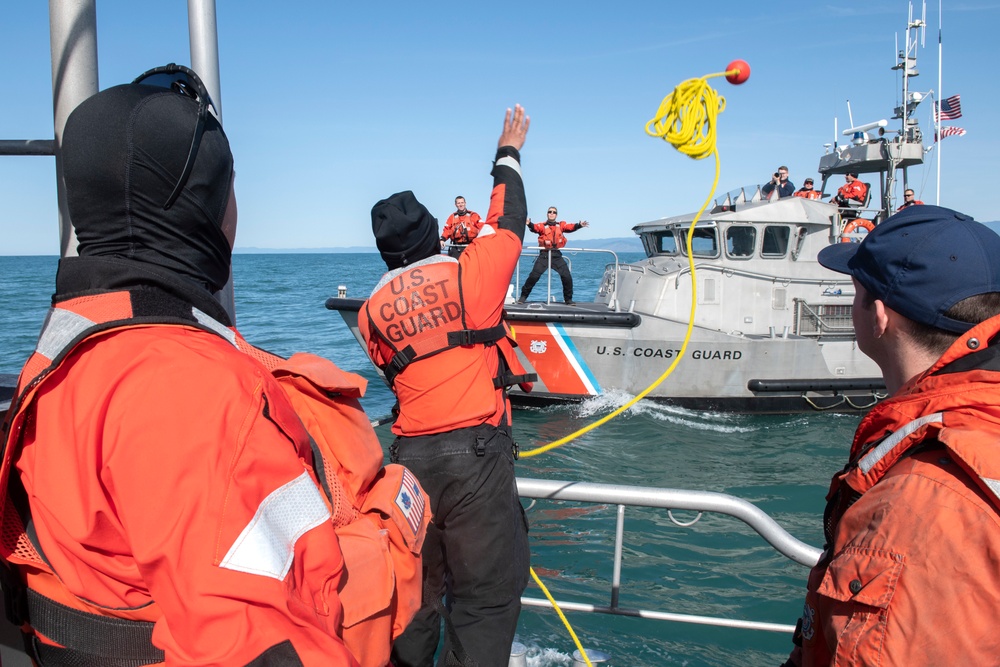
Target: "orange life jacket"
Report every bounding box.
[793,189,822,200]
[0,290,429,667]
[534,222,569,249]
[363,257,534,392]
[837,180,868,203]
[444,212,481,245]
[792,315,1000,666]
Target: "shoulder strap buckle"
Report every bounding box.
[446,324,507,347]
[384,346,417,387]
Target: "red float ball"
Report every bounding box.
[725,59,750,85]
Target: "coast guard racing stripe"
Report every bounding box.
[514,321,600,396]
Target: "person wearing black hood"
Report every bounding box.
[0,66,373,665]
[359,106,534,667]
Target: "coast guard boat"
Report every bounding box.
[326,8,938,414]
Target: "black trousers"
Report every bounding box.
[389,423,529,667]
[519,249,573,302]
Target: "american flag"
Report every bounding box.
[935,94,962,121]
[935,126,967,141]
[394,468,426,537]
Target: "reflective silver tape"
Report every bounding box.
[35,308,96,361]
[495,155,522,177]
[192,307,237,347]
[220,472,331,580]
[859,412,944,474]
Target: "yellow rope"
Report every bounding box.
[520,68,739,666]
[643,70,733,159]
[530,567,593,667]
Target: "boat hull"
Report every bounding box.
[326,298,884,414]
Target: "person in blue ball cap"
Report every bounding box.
[784,205,1000,666]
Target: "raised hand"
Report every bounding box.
[498,104,530,151]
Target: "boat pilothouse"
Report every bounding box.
[621,195,853,342]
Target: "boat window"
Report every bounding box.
[761,225,791,257]
[650,231,678,255]
[725,226,756,258]
[691,227,719,257]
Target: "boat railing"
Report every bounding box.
[794,299,854,337]
[673,263,850,290]
[517,477,820,634]
[513,247,621,306]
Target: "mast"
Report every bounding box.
[888,2,926,214]
[936,1,942,204]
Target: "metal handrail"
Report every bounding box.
[513,247,621,305]
[517,477,821,634]
[673,262,851,290]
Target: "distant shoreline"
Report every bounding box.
[232,237,645,254]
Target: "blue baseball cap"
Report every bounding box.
[818,205,1000,333]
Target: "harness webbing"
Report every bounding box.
[380,323,509,387]
[26,589,164,666]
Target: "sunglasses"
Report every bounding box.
[548,210,557,214]
[133,64,217,210]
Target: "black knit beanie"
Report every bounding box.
[371,191,440,270]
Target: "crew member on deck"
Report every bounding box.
[897,188,924,211]
[517,207,589,305]
[832,172,868,208]
[440,195,482,258]
[794,177,821,199]
[783,206,1000,666]
[0,66,430,666]
[762,166,795,199]
[359,106,533,667]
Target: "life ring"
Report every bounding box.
[840,218,875,243]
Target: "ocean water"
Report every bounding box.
[0,252,860,666]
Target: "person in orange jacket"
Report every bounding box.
[359,106,533,667]
[439,195,483,258]
[896,188,924,211]
[782,205,1000,666]
[831,172,868,208]
[516,207,589,305]
[0,66,426,666]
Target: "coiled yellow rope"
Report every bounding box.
[644,71,731,159]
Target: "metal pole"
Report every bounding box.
[48,0,99,259]
[187,0,235,320]
[0,140,56,156]
[546,250,553,303]
[935,1,942,205]
[610,504,625,610]
[187,0,223,122]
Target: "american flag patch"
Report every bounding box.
[395,468,425,536]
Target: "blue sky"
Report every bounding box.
[2,1,997,255]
